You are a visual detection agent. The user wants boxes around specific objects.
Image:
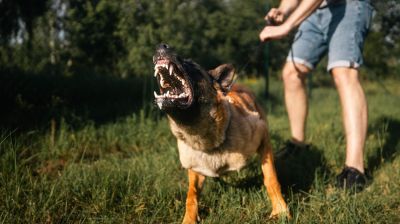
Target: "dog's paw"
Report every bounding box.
[269,208,291,220]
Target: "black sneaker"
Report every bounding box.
[275,140,310,159]
[336,166,369,192]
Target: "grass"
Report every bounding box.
[1,76,399,223]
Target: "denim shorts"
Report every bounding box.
[287,0,374,71]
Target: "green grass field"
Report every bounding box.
[1,77,399,223]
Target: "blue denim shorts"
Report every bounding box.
[287,0,374,71]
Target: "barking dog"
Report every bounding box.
[153,44,289,223]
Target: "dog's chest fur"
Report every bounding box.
[169,94,266,177]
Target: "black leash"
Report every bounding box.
[235,42,265,75]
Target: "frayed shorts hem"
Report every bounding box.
[286,57,314,70]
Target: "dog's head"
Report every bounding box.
[153,43,235,113]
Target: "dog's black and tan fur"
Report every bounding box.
[153,44,289,223]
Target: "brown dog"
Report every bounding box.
[153,44,289,223]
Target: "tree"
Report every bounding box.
[63,0,124,75]
[363,0,400,77]
[0,0,49,48]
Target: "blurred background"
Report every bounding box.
[1,1,400,223]
[1,0,399,131]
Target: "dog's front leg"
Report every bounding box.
[259,137,290,219]
[182,169,205,224]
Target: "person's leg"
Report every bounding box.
[282,62,311,144]
[282,10,327,147]
[325,0,373,191]
[326,0,373,176]
[331,67,367,173]
[275,10,327,158]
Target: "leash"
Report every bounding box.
[235,27,304,75]
[235,42,265,76]
[224,42,265,90]
[235,19,278,75]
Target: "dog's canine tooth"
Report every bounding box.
[156,100,163,109]
[160,75,169,88]
[160,79,166,88]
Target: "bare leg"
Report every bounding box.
[182,169,206,224]
[331,68,367,173]
[282,62,311,144]
[259,135,290,218]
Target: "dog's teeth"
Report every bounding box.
[160,76,166,88]
[169,65,174,75]
[154,91,164,98]
[157,101,163,109]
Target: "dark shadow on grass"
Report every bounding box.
[213,159,264,192]
[367,117,400,173]
[274,144,331,194]
[0,68,156,132]
[206,148,330,196]
[205,133,331,195]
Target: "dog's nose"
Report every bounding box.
[155,43,171,62]
[159,43,169,49]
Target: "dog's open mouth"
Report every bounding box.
[154,58,193,109]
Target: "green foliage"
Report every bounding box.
[0,0,285,77]
[65,0,125,75]
[363,32,389,77]
[117,0,269,77]
[1,0,399,78]
[0,0,49,45]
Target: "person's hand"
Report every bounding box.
[265,8,286,25]
[259,24,291,42]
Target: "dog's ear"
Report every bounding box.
[209,64,236,92]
